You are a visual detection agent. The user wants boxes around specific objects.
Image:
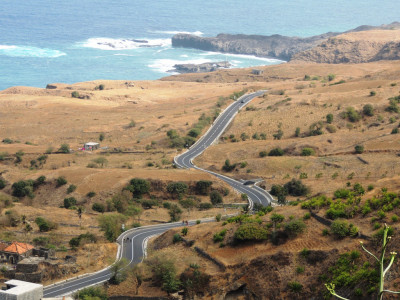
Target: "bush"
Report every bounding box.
[330,219,358,238]
[12,180,34,198]
[168,204,182,222]
[301,148,315,156]
[354,144,364,154]
[326,114,333,124]
[64,197,77,209]
[234,223,269,241]
[86,191,96,198]
[268,148,284,156]
[195,180,212,195]
[74,286,107,300]
[98,213,128,241]
[0,179,5,190]
[92,202,105,213]
[35,217,57,232]
[222,159,236,172]
[210,191,223,205]
[58,143,70,153]
[363,104,374,116]
[284,219,306,237]
[284,179,309,196]
[199,202,212,210]
[213,229,227,242]
[126,178,150,198]
[259,151,268,158]
[71,91,80,98]
[346,107,361,122]
[167,182,188,199]
[32,236,50,246]
[288,281,303,293]
[56,176,67,187]
[173,233,182,243]
[67,184,76,194]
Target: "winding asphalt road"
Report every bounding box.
[174,90,274,209]
[43,90,273,297]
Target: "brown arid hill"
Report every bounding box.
[292,30,400,64]
[128,198,400,299]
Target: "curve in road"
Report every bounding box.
[174,90,274,209]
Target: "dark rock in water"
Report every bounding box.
[46,84,57,89]
[131,39,148,43]
[172,61,231,73]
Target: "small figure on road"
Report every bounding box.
[182,220,185,225]
[185,220,189,226]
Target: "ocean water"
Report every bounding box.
[0,0,399,90]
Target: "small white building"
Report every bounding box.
[83,142,100,151]
[0,280,43,300]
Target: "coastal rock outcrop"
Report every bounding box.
[171,22,400,62]
[172,32,338,61]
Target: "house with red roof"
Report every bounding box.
[1,242,34,264]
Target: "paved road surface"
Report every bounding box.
[174,90,274,208]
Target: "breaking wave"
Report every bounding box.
[0,45,66,58]
[81,37,171,50]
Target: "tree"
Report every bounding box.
[125,205,142,221]
[167,182,188,199]
[270,184,287,204]
[109,258,129,284]
[346,107,361,122]
[284,179,309,196]
[363,104,374,116]
[92,157,108,167]
[98,213,128,241]
[326,113,333,124]
[126,178,150,198]
[210,191,223,205]
[58,144,70,153]
[168,204,182,222]
[12,180,34,198]
[195,180,213,195]
[295,127,301,137]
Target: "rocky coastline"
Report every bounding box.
[171,22,400,62]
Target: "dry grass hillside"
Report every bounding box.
[292,30,400,63]
[1,51,400,293]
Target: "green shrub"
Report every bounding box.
[346,107,361,122]
[322,228,330,236]
[300,248,310,257]
[326,113,333,124]
[126,178,150,198]
[288,281,303,293]
[234,223,269,241]
[92,202,105,213]
[215,214,222,222]
[296,266,305,274]
[86,191,96,198]
[195,180,212,195]
[284,219,306,237]
[58,143,70,153]
[32,236,49,246]
[303,213,311,220]
[268,148,284,156]
[199,203,212,210]
[363,104,374,116]
[196,220,201,224]
[64,197,77,209]
[67,184,76,194]
[181,227,188,236]
[391,215,399,223]
[0,179,6,190]
[56,176,67,187]
[213,229,227,242]
[301,148,315,156]
[330,219,358,238]
[168,204,182,222]
[284,179,309,196]
[35,217,57,232]
[71,91,80,98]
[12,180,34,198]
[74,286,107,300]
[210,191,223,205]
[354,144,364,154]
[259,151,268,157]
[173,233,182,243]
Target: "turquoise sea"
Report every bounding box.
[0,0,399,90]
